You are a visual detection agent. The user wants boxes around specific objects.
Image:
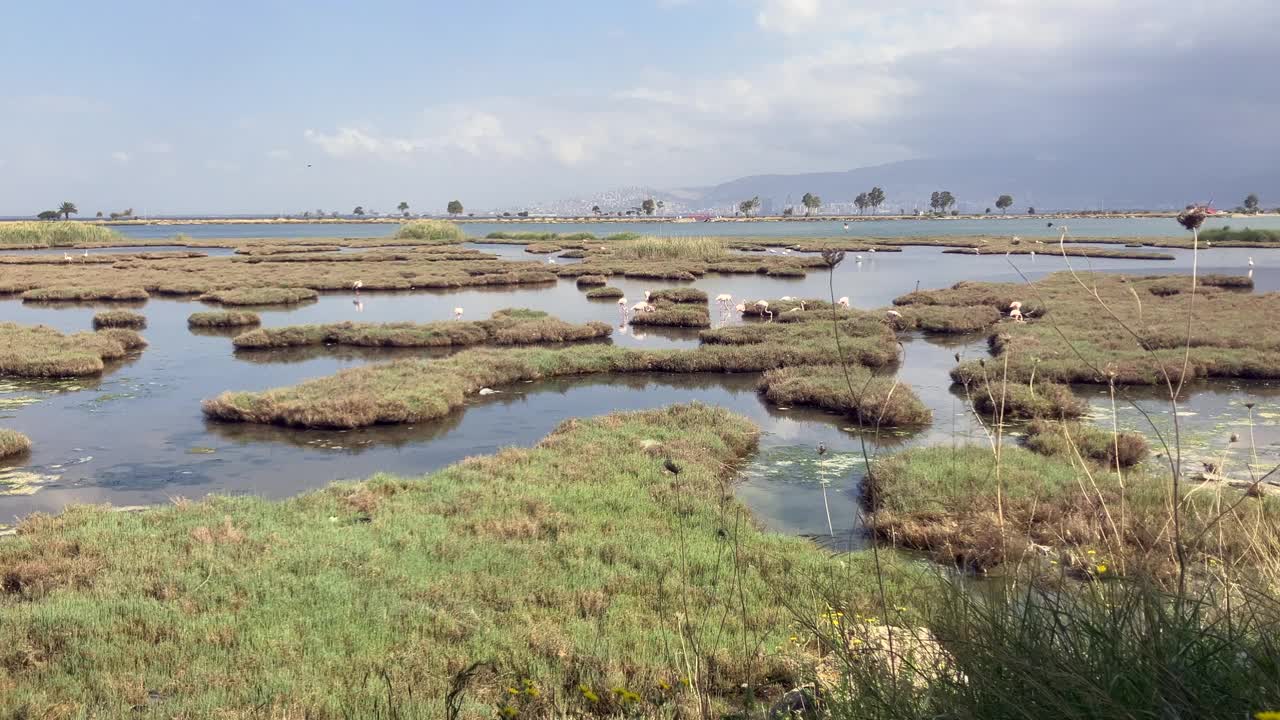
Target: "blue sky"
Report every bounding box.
[3,0,1276,214]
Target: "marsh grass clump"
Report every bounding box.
[896,304,1002,333]
[611,236,728,263]
[21,286,149,303]
[629,304,710,328]
[0,404,921,715]
[757,365,932,426]
[0,323,145,377]
[575,274,608,288]
[1025,418,1149,467]
[1200,226,1280,244]
[0,428,31,458]
[864,445,1280,573]
[231,311,611,350]
[235,244,343,256]
[392,219,465,243]
[649,287,707,304]
[585,286,624,299]
[91,310,146,329]
[206,315,900,428]
[200,287,319,306]
[968,380,1089,419]
[523,243,562,254]
[484,230,595,242]
[188,311,261,328]
[0,221,122,247]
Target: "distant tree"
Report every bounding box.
[801,192,822,216]
[398,201,410,217]
[641,198,656,216]
[938,191,956,212]
[502,212,512,217]
[36,210,59,220]
[591,205,601,215]
[929,191,942,212]
[331,211,339,218]
[1027,206,1036,215]
[782,207,794,217]
[447,200,464,216]
[58,202,77,220]
[738,196,761,217]
[1244,193,1260,213]
[95,210,103,218]
[317,209,325,218]
[517,211,529,218]
[854,192,869,215]
[867,186,885,214]
[303,211,311,218]
[996,194,1014,214]
[353,206,365,216]
[656,200,665,215]
[985,207,992,214]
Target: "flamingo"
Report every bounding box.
[63,252,72,263]
[352,280,363,295]
[453,307,464,320]
[631,302,655,315]
[82,249,89,261]
[1248,257,1255,268]
[884,309,903,326]
[1009,301,1024,323]
[854,254,863,263]
[548,257,556,264]
[837,296,849,309]
[735,302,746,313]
[715,293,733,309]
[780,296,794,301]
[643,290,651,301]
[754,300,772,322]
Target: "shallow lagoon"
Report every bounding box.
[0,234,1276,539]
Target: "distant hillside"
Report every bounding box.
[687,151,1277,213]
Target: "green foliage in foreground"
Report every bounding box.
[0,404,924,717]
[0,222,121,248]
[0,323,147,378]
[392,219,466,243]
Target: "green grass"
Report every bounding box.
[757,365,932,426]
[629,305,710,328]
[0,323,146,377]
[0,222,122,248]
[391,219,465,243]
[610,236,729,263]
[866,445,1280,575]
[187,311,261,328]
[0,404,925,717]
[1025,418,1149,467]
[1200,226,1280,244]
[967,379,1089,419]
[91,310,146,329]
[21,287,149,303]
[204,313,900,428]
[574,274,608,288]
[585,286,624,299]
[231,311,612,350]
[0,429,31,459]
[199,287,319,306]
[484,231,596,242]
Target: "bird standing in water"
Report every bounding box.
[817,442,827,456]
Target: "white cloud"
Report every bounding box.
[303,127,417,158]
[110,151,130,164]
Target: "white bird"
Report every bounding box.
[855,254,864,263]
[453,307,464,320]
[63,253,72,263]
[837,296,850,309]
[631,301,656,314]
[868,248,876,253]
[548,258,556,264]
[755,300,773,322]
[1009,301,1024,323]
[1248,257,1255,267]
[884,309,903,325]
[617,297,628,306]
[478,388,499,396]
[735,302,746,313]
[643,290,651,301]
[715,293,733,307]
[352,280,363,293]
[780,296,794,301]
[82,249,89,260]
[843,223,849,232]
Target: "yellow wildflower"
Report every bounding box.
[680,677,691,688]
[1087,549,1097,555]
[1097,564,1108,574]
[579,684,599,703]
[507,687,520,696]
[1254,713,1280,720]
[499,705,518,719]
[657,679,671,691]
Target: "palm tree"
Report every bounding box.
[58,202,78,220]
[397,201,410,217]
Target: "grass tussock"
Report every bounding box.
[757,365,932,426]
[523,243,562,254]
[611,236,729,263]
[235,244,342,256]
[0,323,145,377]
[1200,226,1280,244]
[187,311,261,328]
[629,304,710,328]
[1025,418,1149,468]
[391,219,466,243]
[200,287,319,306]
[0,404,918,716]
[896,304,1003,333]
[918,272,1280,386]
[231,311,611,350]
[0,429,31,459]
[91,310,146,329]
[865,445,1280,574]
[649,287,708,304]
[206,314,900,428]
[574,274,608,288]
[967,379,1090,419]
[0,221,122,248]
[21,286,149,303]
[484,230,596,242]
[585,286,624,299]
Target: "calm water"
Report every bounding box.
[1,244,1276,538]
[105,216,1280,241]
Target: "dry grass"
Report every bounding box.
[1025,418,1149,468]
[199,287,319,306]
[392,219,466,243]
[610,236,729,263]
[0,323,146,377]
[187,311,261,328]
[0,221,123,247]
[0,429,31,459]
[21,286,149,303]
[231,311,611,350]
[757,365,932,426]
[585,286,624,299]
[575,274,608,288]
[91,310,146,329]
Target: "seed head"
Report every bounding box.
[1176,205,1207,231]
[821,249,846,268]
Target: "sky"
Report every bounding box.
[2,0,1277,215]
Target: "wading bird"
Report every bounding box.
[842,223,849,232]
[1249,257,1255,268]
[453,307,464,320]
[63,253,72,263]
[352,280,363,294]
[1009,301,1024,323]
[837,296,849,308]
[754,300,772,322]
[854,255,863,263]
[548,257,556,264]
[715,293,733,310]
[735,302,746,313]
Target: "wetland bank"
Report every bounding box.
[2,219,1279,718]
